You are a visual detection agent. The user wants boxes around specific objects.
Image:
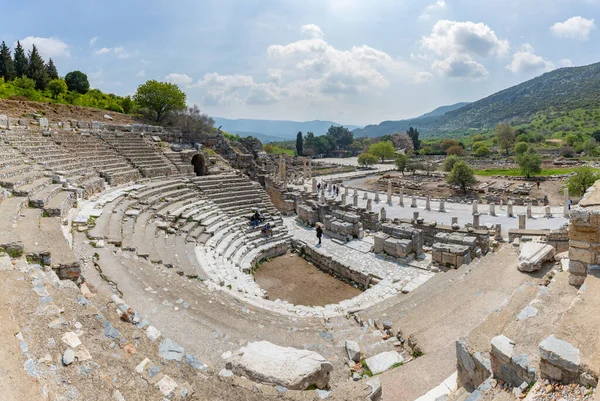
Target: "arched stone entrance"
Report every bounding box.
[191,154,208,176]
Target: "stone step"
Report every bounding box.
[28,184,63,208]
[43,191,75,219]
[39,216,80,279]
[0,196,26,254]
[17,208,50,263]
[12,177,53,197]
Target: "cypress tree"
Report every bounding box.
[0,41,16,81]
[296,131,303,156]
[27,44,49,90]
[13,41,27,78]
[46,58,58,80]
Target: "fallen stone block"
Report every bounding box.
[345,340,361,363]
[518,243,555,272]
[159,338,184,361]
[364,351,404,375]
[155,375,178,396]
[227,340,333,390]
[539,335,580,382]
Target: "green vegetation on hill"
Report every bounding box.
[353,61,600,140]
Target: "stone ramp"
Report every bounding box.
[39,216,80,279]
[361,246,537,401]
[0,196,25,254]
[17,208,51,263]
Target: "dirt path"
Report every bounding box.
[0,270,43,401]
[254,252,361,306]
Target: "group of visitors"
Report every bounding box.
[249,210,273,238]
[316,182,340,197]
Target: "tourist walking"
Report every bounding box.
[316,224,323,245]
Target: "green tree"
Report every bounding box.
[0,41,16,81]
[357,153,378,167]
[471,141,486,152]
[119,96,135,114]
[472,134,485,142]
[134,80,186,122]
[565,134,580,147]
[313,135,334,155]
[495,123,515,155]
[304,132,316,149]
[442,155,459,172]
[395,153,409,175]
[13,41,27,77]
[326,125,353,150]
[296,131,303,156]
[475,146,490,157]
[446,145,465,156]
[516,151,542,178]
[368,140,395,162]
[568,167,600,196]
[407,127,420,150]
[65,70,90,94]
[446,161,476,193]
[47,79,67,99]
[45,58,59,80]
[514,142,529,155]
[441,139,459,152]
[26,44,49,90]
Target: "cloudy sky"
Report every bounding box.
[1,0,598,125]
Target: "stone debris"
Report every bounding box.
[539,335,580,382]
[135,358,150,373]
[227,340,333,390]
[158,338,185,361]
[155,374,178,396]
[184,353,208,370]
[61,332,82,348]
[518,242,555,272]
[145,325,161,341]
[345,340,361,362]
[364,351,404,375]
[63,348,76,366]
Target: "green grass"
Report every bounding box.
[474,167,598,177]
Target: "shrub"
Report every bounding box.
[471,141,486,152]
[441,139,459,152]
[514,142,529,155]
[357,153,378,167]
[446,145,464,156]
[565,134,580,147]
[395,153,409,175]
[446,161,476,193]
[560,146,575,158]
[442,155,460,172]
[47,79,67,100]
[568,167,600,196]
[471,134,485,143]
[474,146,490,157]
[368,141,395,162]
[65,71,90,94]
[516,151,542,178]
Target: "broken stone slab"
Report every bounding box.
[227,340,333,390]
[367,376,382,401]
[63,348,76,366]
[146,326,161,341]
[364,351,404,375]
[345,340,361,362]
[539,335,580,373]
[158,338,184,361]
[61,332,82,348]
[517,242,555,272]
[184,353,208,370]
[155,374,178,396]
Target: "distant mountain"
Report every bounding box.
[353,61,600,139]
[415,102,471,119]
[213,117,362,143]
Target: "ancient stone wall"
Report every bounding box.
[567,180,600,286]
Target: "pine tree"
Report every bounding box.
[27,44,49,90]
[46,58,58,80]
[13,41,27,78]
[0,41,16,81]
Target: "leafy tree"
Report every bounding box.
[304,132,316,150]
[568,167,600,196]
[0,41,16,81]
[357,153,378,167]
[47,79,67,99]
[391,132,414,153]
[514,142,529,155]
[119,96,135,114]
[442,155,460,172]
[13,41,27,77]
[446,145,464,156]
[495,123,515,155]
[395,153,409,175]
[27,44,49,90]
[592,130,600,143]
[12,76,36,90]
[368,140,395,162]
[134,80,186,122]
[475,146,490,157]
[45,58,58,80]
[516,151,542,178]
[326,125,353,150]
[295,131,303,156]
[406,127,420,150]
[583,138,598,155]
[441,139,459,151]
[313,135,334,155]
[65,70,90,94]
[446,161,476,193]
[565,134,580,147]
[472,134,485,142]
[471,141,486,151]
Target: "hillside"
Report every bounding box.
[353,61,600,139]
[213,117,362,142]
[415,102,471,119]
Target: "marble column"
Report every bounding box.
[374,188,380,202]
[518,214,526,229]
[472,213,480,229]
[312,178,317,193]
[564,188,569,218]
[425,194,431,211]
[452,216,458,225]
[507,201,514,217]
[363,191,368,200]
[399,191,404,207]
[303,159,307,181]
[353,194,358,207]
[411,196,417,208]
[489,202,496,217]
[342,194,347,205]
[526,203,532,219]
[472,200,478,214]
[545,206,552,218]
[380,207,386,222]
[366,199,373,212]
[439,199,445,213]
[387,181,392,205]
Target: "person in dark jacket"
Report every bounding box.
[316,225,323,245]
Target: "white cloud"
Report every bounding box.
[559,58,573,67]
[301,24,324,39]
[165,73,193,86]
[551,16,596,40]
[136,70,145,77]
[413,71,434,83]
[420,0,447,20]
[432,54,488,80]
[18,36,70,59]
[505,44,554,73]
[94,46,135,58]
[422,20,509,58]
[89,36,98,46]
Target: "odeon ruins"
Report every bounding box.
[0,114,599,401]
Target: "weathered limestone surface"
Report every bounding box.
[364,351,404,375]
[456,339,491,391]
[539,335,580,383]
[227,341,333,390]
[490,335,535,387]
[517,242,555,272]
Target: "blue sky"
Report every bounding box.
[1,0,598,125]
